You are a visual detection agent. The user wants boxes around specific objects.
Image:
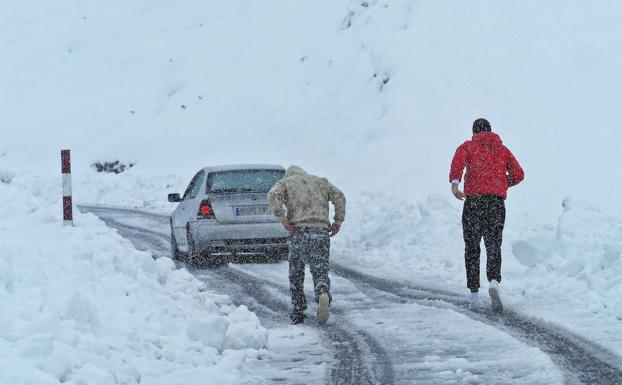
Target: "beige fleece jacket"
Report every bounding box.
[268,165,346,229]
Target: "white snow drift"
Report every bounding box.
[0,176,269,384]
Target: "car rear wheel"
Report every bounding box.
[186,223,201,267]
[170,221,182,261]
[187,223,225,268]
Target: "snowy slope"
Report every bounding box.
[2,1,622,216]
[1,0,622,371]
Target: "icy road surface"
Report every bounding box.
[82,206,622,385]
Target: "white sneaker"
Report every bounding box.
[489,280,503,313]
[316,293,330,325]
[469,292,482,311]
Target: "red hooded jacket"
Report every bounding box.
[449,132,524,200]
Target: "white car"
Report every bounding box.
[168,164,289,266]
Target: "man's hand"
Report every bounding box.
[281,218,295,233]
[452,184,465,200]
[329,223,341,237]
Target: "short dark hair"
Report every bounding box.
[473,118,491,134]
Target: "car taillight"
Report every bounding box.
[198,200,214,219]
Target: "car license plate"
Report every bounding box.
[235,205,270,216]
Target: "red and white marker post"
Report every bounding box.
[61,149,73,226]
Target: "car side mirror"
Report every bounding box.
[168,193,181,203]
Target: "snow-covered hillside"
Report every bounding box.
[2,0,622,381]
[2,1,622,214]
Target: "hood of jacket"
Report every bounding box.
[472,132,503,150]
[284,165,308,178]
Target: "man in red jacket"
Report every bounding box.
[449,118,524,312]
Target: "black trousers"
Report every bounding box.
[462,195,506,292]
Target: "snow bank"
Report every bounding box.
[514,198,622,282]
[76,170,186,212]
[509,199,622,346]
[0,175,268,385]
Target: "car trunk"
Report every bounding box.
[209,192,279,224]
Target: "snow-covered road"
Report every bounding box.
[82,206,622,385]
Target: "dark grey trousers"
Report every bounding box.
[288,228,331,316]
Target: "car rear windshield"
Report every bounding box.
[207,169,285,193]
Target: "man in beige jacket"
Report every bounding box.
[268,165,346,325]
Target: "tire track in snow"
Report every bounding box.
[213,267,394,385]
[330,264,622,385]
